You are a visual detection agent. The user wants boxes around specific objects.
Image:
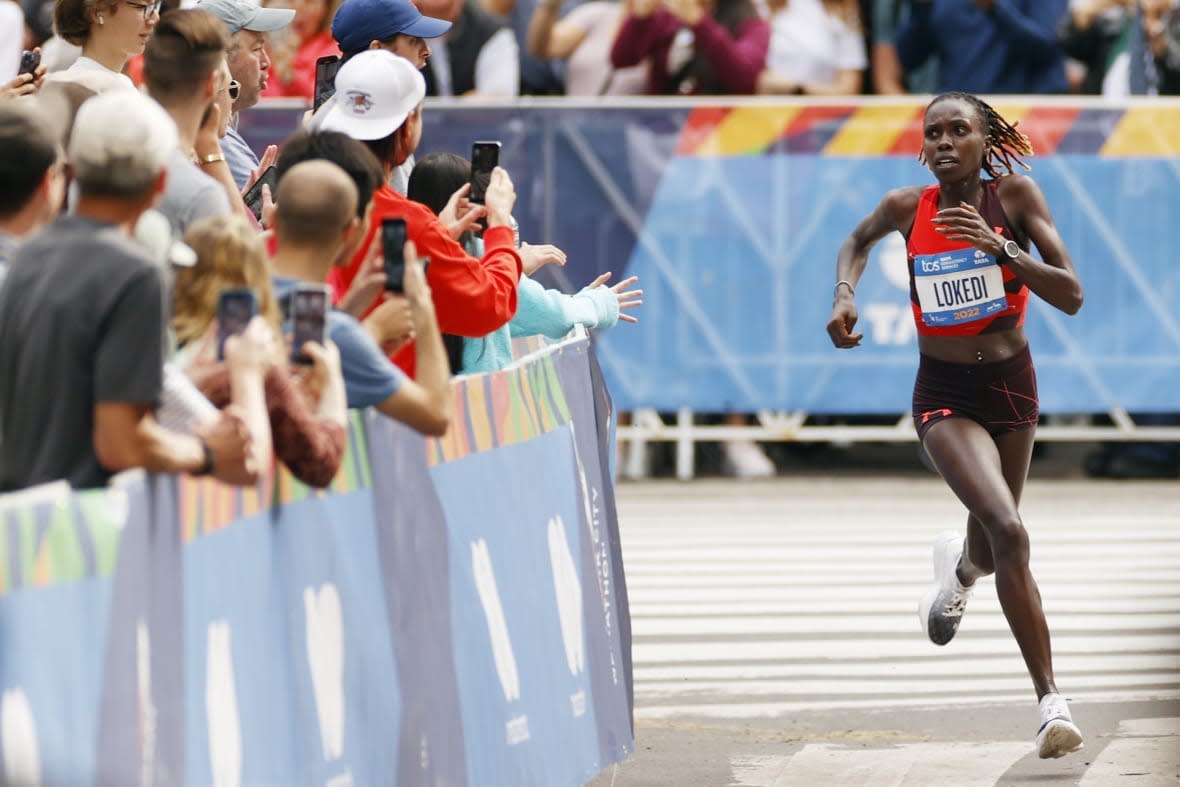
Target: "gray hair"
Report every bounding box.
[69,91,179,198]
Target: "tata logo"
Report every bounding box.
[344,90,374,115]
[974,249,987,260]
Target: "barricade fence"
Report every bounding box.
[241,96,1180,470]
[0,334,632,786]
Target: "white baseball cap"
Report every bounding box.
[315,50,425,141]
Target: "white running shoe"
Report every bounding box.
[1036,693,1085,759]
[722,440,776,479]
[918,531,972,645]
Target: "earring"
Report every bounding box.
[97,13,104,23]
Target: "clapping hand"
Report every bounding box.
[662,0,704,24]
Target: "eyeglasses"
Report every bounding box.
[125,0,162,19]
[227,80,240,100]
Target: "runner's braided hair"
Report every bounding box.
[919,92,1033,178]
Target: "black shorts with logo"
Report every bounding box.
[912,345,1039,441]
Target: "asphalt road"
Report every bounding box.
[588,448,1180,786]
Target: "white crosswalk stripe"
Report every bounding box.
[724,719,1180,786]
[620,479,1180,720]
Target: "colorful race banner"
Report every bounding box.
[0,336,632,786]
[241,98,1180,414]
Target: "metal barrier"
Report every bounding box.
[242,97,1180,476]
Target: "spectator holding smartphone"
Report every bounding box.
[1,46,48,99]
[172,214,350,487]
[270,159,452,435]
[314,50,523,379]
[197,0,294,189]
[407,151,644,373]
[0,90,261,490]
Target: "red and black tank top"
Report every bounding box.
[906,181,1029,337]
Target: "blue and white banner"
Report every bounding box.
[0,336,632,785]
[241,98,1180,414]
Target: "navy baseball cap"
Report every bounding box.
[332,0,452,55]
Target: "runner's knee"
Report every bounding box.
[976,513,1029,565]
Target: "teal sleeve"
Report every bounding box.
[508,276,620,339]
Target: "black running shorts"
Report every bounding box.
[912,344,1039,440]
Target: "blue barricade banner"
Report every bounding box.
[242,98,1180,414]
[0,337,632,786]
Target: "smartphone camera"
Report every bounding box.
[290,284,328,365]
[313,55,341,112]
[18,50,40,77]
[243,165,278,221]
[216,288,258,361]
[382,217,407,293]
[469,140,501,205]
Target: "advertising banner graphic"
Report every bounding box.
[0,337,631,786]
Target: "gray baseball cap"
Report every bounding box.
[195,0,294,34]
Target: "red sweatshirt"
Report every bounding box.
[327,184,522,377]
[610,8,769,95]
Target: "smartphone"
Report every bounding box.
[313,55,341,112]
[382,217,407,293]
[290,284,328,365]
[243,165,278,221]
[469,141,501,205]
[18,50,40,77]
[216,288,258,361]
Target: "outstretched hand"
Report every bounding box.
[930,201,1005,257]
[588,272,644,324]
[520,242,567,275]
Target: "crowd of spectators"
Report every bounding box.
[0,0,646,493]
[1,0,1176,490]
[8,0,1180,101]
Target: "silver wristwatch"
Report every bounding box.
[1002,239,1021,261]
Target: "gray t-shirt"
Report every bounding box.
[0,215,167,491]
[0,230,16,299]
[156,149,232,236]
[273,276,406,409]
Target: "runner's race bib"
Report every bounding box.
[913,247,1007,327]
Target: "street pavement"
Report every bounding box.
[588,457,1180,786]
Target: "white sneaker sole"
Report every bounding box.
[918,531,965,645]
[1037,718,1085,759]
